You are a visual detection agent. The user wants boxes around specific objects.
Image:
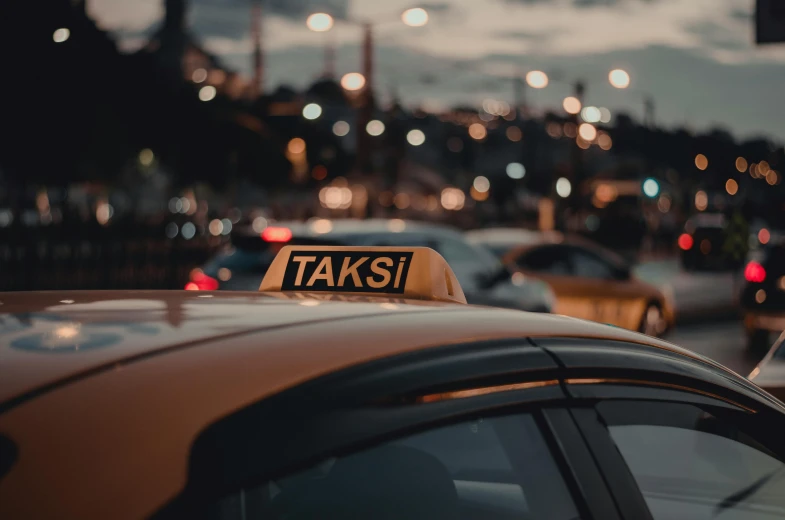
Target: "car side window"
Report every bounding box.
[517,246,571,275]
[597,400,785,520]
[206,413,582,520]
[436,237,494,268]
[568,248,615,280]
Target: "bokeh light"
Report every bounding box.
[306,13,334,32]
[53,28,70,43]
[402,8,429,27]
[441,187,465,211]
[598,133,612,150]
[563,96,581,115]
[473,176,491,193]
[695,190,708,211]
[333,121,350,136]
[468,123,487,140]
[199,86,217,102]
[578,123,597,142]
[366,120,385,136]
[525,70,548,89]
[695,154,708,170]
[599,107,612,123]
[302,103,322,120]
[506,162,526,179]
[341,72,366,91]
[556,178,572,198]
[642,178,660,198]
[287,137,306,154]
[506,126,522,142]
[725,178,738,195]
[407,129,426,146]
[581,106,601,123]
[735,157,747,173]
[609,69,630,89]
[192,68,208,83]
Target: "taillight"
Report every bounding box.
[678,233,693,251]
[262,226,292,242]
[744,261,766,283]
[185,271,220,291]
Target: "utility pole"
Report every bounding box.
[355,23,374,174]
[250,0,264,98]
[567,80,586,220]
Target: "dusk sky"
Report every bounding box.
[87,0,785,142]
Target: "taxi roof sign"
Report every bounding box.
[259,246,467,304]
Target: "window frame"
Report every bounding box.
[570,393,785,520]
[152,339,615,520]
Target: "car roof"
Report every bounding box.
[465,228,627,265]
[0,289,732,412]
[245,218,462,239]
[0,290,778,519]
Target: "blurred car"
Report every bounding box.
[466,228,673,336]
[677,213,735,271]
[191,219,556,313]
[749,331,785,401]
[741,233,785,351]
[4,245,785,519]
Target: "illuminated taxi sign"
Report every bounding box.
[260,246,466,304]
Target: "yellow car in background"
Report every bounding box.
[467,228,674,336]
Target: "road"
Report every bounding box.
[665,320,758,376]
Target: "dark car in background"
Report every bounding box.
[678,213,731,271]
[741,232,785,351]
[190,219,556,313]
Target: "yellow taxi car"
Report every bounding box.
[467,229,674,336]
[1,246,785,520]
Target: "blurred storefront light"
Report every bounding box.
[441,187,465,211]
[580,107,601,123]
[468,123,487,140]
[199,86,217,102]
[302,103,322,120]
[556,178,572,198]
[473,176,490,193]
[562,96,581,115]
[53,28,70,43]
[578,123,597,141]
[287,138,306,154]
[366,120,385,136]
[695,190,708,211]
[506,162,526,179]
[192,68,208,83]
[407,129,426,146]
[333,121,350,136]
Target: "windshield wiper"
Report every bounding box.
[712,466,785,517]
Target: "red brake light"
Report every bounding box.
[744,261,766,283]
[185,272,219,291]
[678,233,693,251]
[262,226,292,242]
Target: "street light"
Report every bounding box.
[341,72,366,91]
[306,13,334,32]
[525,71,549,89]
[609,69,630,89]
[402,8,429,27]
